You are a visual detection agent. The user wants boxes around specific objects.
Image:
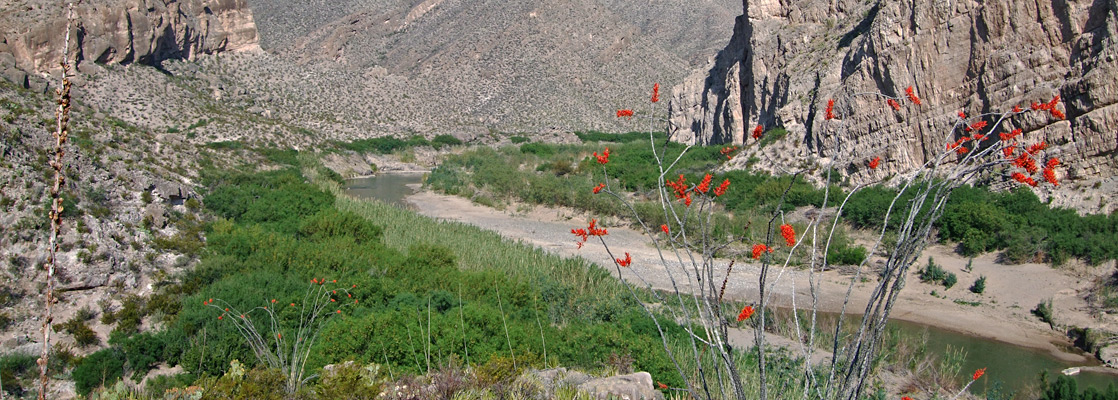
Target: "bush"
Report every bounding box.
[72,348,126,396]
[919,257,946,283]
[519,142,556,157]
[431,134,463,149]
[943,272,957,289]
[1033,299,1055,328]
[826,244,867,266]
[0,354,38,397]
[54,316,99,348]
[970,276,986,294]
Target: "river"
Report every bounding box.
[346,173,1118,397]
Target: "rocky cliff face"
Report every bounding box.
[669,0,1118,213]
[0,0,259,80]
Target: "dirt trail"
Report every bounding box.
[402,186,1113,365]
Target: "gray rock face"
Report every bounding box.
[669,0,1118,213]
[0,0,260,75]
[577,371,664,400]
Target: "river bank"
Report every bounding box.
[343,173,1118,392]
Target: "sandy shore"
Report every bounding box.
[400,186,1115,366]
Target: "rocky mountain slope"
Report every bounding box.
[669,0,1118,214]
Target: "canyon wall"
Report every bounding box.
[0,0,259,82]
[669,0,1117,212]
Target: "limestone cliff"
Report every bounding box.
[0,0,259,79]
[669,0,1118,213]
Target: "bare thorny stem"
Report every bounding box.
[38,3,76,399]
[587,84,1056,399]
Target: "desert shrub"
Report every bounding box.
[1033,299,1055,328]
[205,140,244,150]
[432,134,463,149]
[143,372,196,397]
[919,257,946,283]
[336,137,408,154]
[298,209,382,244]
[509,135,530,144]
[1041,374,1118,400]
[72,348,126,396]
[970,276,986,294]
[519,142,555,157]
[315,362,385,400]
[0,354,38,397]
[826,244,867,266]
[943,272,957,289]
[574,130,658,143]
[54,315,99,347]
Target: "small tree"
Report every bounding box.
[970,276,986,294]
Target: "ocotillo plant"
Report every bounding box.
[203,278,360,394]
[578,82,1058,399]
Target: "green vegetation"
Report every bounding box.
[969,276,986,294]
[334,134,463,154]
[1033,299,1055,328]
[919,257,947,283]
[67,167,699,396]
[1041,374,1118,400]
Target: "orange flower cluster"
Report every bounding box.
[713,179,731,197]
[661,224,670,234]
[657,381,668,390]
[571,219,608,247]
[825,99,836,120]
[1044,168,1059,186]
[617,109,634,119]
[1011,172,1037,187]
[945,136,973,155]
[720,146,739,160]
[651,83,660,103]
[737,305,755,322]
[780,224,796,246]
[1031,95,1064,119]
[1002,145,1017,158]
[1013,152,1039,174]
[972,368,986,380]
[999,128,1023,141]
[695,173,713,194]
[666,174,693,206]
[869,156,880,169]
[594,147,611,164]
[965,120,988,133]
[752,125,764,140]
[906,86,921,105]
[887,98,901,111]
[751,244,772,259]
[616,252,632,267]
[592,183,606,194]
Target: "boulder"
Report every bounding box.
[577,371,664,400]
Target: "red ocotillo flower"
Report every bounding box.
[1014,105,1023,113]
[651,83,660,103]
[887,98,901,111]
[694,173,712,194]
[737,305,755,322]
[751,244,771,260]
[825,99,836,120]
[713,179,731,196]
[973,368,986,381]
[966,120,988,132]
[1044,168,1059,186]
[617,109,634,119]
[592,183,606,194]
[720,146,739,160]
[587,219,608,236]
[905,86,921,105]
[616,252,632,267]
[593,147,611,164]
[869,157,880,170]
[657,382,668,390]
[958,111,967,119]
[1046,157,1060,169]
[661,224,670,234]
[752,125,764,140]
[780,224,796,246]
